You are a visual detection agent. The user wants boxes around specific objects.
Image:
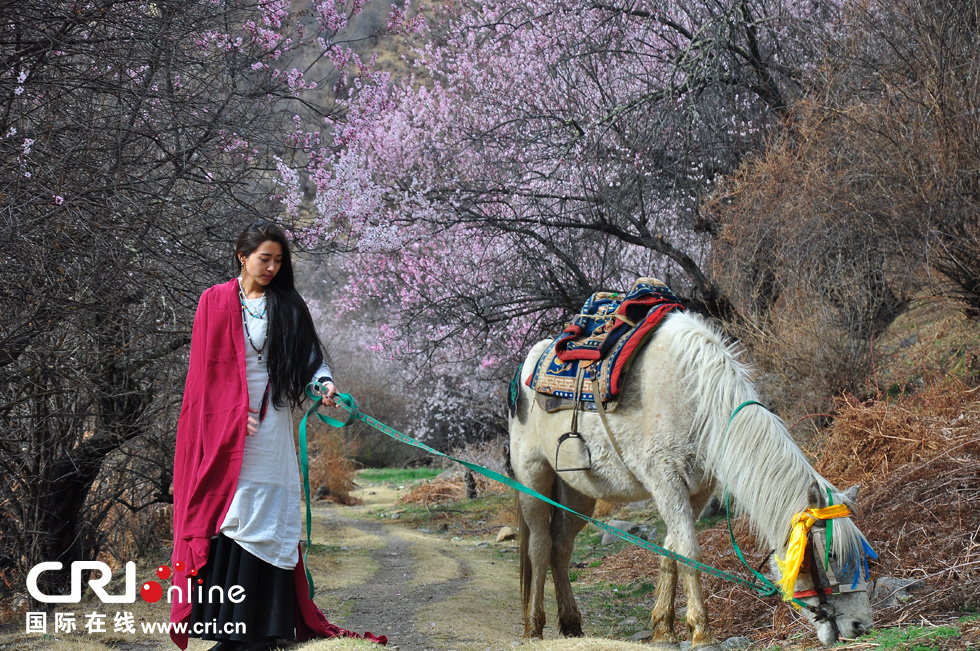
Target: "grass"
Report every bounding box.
[356,467,442,484]
[857,624,960,650]
[381,490,516,536]
[578,581,658,640]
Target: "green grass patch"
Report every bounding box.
[857,624,960,650]
[379,491,514,535]
[357,467,442,484]
[958,609,979,622]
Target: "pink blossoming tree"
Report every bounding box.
[300,0,837,437]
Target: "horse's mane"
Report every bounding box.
[656,311,869,565]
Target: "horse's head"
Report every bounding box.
[776,482,875,646]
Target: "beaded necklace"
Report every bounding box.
[237,277,267,319]
[237,277,267,362]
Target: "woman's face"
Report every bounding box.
[240,239,283,287]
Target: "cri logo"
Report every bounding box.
[27,561,199,604]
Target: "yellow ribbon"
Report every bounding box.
[774,504,851,600]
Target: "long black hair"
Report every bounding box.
[235,220,325,408]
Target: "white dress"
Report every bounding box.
[220,295,331,569]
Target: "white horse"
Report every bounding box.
[509,310,874,649]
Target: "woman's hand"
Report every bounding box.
[246,407,260,436]
[316,380,338,407]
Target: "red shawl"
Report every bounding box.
[170,279,385,648]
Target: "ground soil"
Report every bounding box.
[312,490,480,650]
[5,434,977,651]
[3,482,634,651]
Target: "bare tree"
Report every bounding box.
[0,0,360,600]
[706,0,979,413]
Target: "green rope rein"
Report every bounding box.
[298,389,803,606]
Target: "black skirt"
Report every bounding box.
[189,534,296,642]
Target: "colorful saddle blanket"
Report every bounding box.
[526,278,684,404]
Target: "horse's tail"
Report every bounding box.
[517,491,532,621]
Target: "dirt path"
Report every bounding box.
[316,507,472,651]
[305,486,669,651]
[304,483,530,651]
[6,483,649,651]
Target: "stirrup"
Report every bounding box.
[556,431,592,472]
[555,368,593,472]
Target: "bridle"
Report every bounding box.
[774,503,872,637]
[791,521,870,635]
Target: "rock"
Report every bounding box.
[628,630,652,642]
[721,636,752,649]
[602,520,640,545]
[680,641,691,651]
[618,616,638,628]
[496,526,516,543]
[636,524,658,542]
[475,541,490,549]
[871,576,920,607]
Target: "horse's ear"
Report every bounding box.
[841,484,861,505]
[807,481,825,509]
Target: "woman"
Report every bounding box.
[170,221,384,650]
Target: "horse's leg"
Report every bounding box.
[518,482,556,640]
[681,489,719,649]
[679,564,716,649]
[649,485,719,650]
[650,532,680,648]
[549,479,595,637]
[668,490,718,651]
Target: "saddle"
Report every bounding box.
[526,278,684,412]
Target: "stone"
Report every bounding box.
[496,526,516,542]
[602,519,640,545]
[871,576,919,607]
[721,636,752,649]
[636,524,658,542]
[628,630,652,642]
